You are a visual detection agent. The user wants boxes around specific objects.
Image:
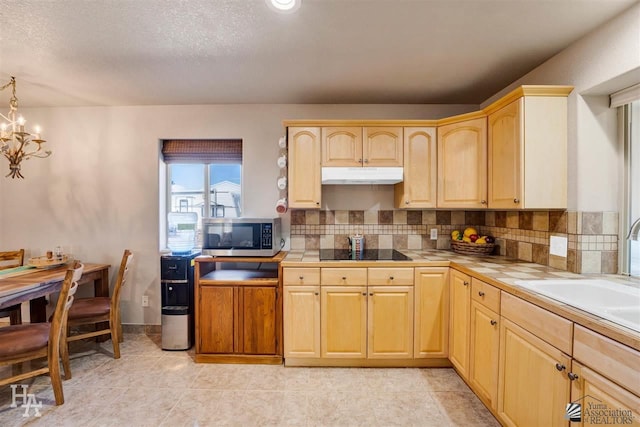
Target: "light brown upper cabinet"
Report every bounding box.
[322,127,403,167]
[487,93,569,209]
[437,116,488,209]
[395,127,437,208]
[288,127,321,209]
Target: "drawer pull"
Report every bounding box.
[389,276,394,280]
[299,276,304,280]
[555,363,566,371]
[490,319,497,326]
[342,276,347,280]
[478,291,485,297]
[568,372,579,381]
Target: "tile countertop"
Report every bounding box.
[282,249,640,351]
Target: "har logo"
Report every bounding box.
[10,384,43,418]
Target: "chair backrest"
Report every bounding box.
[50,262,83,348]
[0,249,25,270]
[110,250,133,312]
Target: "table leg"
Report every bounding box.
[29,297,48,323]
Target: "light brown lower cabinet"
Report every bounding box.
[449,269,471,378]
[497,317,571,427]
[468,300,500,410]
[283,285,320,358]
[570,361,640,427]
[414,267,449,358]
[321,286,367,358]
[367,286,414,359]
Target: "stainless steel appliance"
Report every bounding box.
[161,251,199,350]
[201,217,282,257]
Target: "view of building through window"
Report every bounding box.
[169,163,242,246]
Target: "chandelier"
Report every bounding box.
[0,76,51,179]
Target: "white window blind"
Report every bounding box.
[610,83,640,108]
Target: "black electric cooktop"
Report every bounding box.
[319,249,412,261]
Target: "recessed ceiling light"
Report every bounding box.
[266,0,301,13]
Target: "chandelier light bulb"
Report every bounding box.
[17,116,25,126]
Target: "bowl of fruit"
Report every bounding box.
[450,227,496,255]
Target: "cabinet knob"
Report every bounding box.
[364,159,369,164]
[299,276,304,280]
[405,200,409,205]
[362,292,367,296]
[555,363,566,371]
[342,276,347,280]
[358,158,363,163]
[389,276,394,280]
[478,291,485,297]
[513,198,520,204]
[463,281,469,286]
[568,372,579,381]
[490,319,497,326]
[481,200,487,205]
[314,292,319,296]
[369,292,373,296]
[316,201,320,205]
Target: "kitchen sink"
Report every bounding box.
[514,279,640,332]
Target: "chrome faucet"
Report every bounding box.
[628,217,640,240]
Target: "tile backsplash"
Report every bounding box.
[289,209,619,274]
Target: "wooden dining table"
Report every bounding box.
[0,263,110,322]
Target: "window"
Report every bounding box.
[162,140,242,247]
[625,100,640,276]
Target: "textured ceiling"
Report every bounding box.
[0,0,637,107]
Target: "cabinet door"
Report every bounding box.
[449,269,471,378]
[498,317,571,427]
[488,99,522,209]
[321,286,367,358]
[288,127,321,208]
[570,361,640,427]
[198,285,235,354]
[283,285,320,358]
[437,117,487,208]
[322,127,362,166]
[368,286,414,359]
[363,127,403,167]
[414,267,449,358]
[241,286,277,355]
[395,127,437,208]
[469,301,500,410]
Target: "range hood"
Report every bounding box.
[321,167,404,185]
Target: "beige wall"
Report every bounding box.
[0,103,474,325]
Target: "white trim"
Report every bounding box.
[610,83,640,108]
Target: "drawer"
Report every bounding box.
[368,268,414,286]
[501,292,573,355]
[283,268,320,285]
[321,268,367,286]
[573,325,640,395]
[471,278,500,313]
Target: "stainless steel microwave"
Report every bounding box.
[201,218,282,257]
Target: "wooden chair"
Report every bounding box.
[66,250,133,360]
[0,249,26,325]
[0,262,83,406]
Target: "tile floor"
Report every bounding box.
[0,334,500,426]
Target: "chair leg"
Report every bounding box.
[61,327,72,380]
[49,358,65,405]
[111,321,121,359]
